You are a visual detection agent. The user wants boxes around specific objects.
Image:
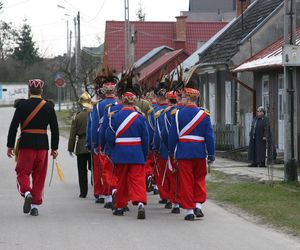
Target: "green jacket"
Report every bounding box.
[68,109,90,155]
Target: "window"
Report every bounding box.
[262,75,269,114]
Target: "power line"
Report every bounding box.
[86,0,107,23]
[4,0,32,9]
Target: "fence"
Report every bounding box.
[213,124,247,151]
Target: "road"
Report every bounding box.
[1,107,300,250]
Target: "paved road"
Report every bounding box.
[1,107,300,250]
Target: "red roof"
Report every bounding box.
[139,49,189,86]
[234,27,300,72]
[104,21,227,73]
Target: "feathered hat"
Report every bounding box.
[93,67,119,96]
[172,65,200,98]
[117,66,142,104]
[154,67,176,98]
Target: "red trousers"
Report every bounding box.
[156,159,170,200]
[102,156,118,195]
[177,159,207,209]
[145,151,154,177]
[92,153,105,196]
[114,164,147,208]
[15,148,48,205]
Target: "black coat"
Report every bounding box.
[7,97,59,150]
[248,116,274,163]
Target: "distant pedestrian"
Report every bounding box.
[248,106,273,167]
[68,92,93,198]
[6,79,59,216]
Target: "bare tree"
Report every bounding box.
[136,1,146,21]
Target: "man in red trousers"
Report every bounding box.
[7,79,59,216]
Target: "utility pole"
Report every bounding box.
[124,0,130,69]
[77,11,81,71]
[74,17,78,78]
[283,0,298,181]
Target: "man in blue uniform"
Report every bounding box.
[168,87,215,221]
[105,80,149,219]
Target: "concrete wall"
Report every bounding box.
[0,83,28,105]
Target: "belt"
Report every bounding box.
[22,129,47,134]
[178,135,205,143]
[115,137,141,146]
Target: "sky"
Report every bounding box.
[0,0,189,57]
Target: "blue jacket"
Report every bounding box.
[91,97,117,149]
[153,104,169,159]
[105,107,149,164]
[100,103,123,154]
[161,105,181,150]
[168,105,215,159]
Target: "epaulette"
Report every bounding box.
[147,107,154,116]
[13,99,26,108]
[105,103,114,110]
[171,109,178,116]
[108,111,117,118]
[164,106,172,113]
[134,106,146,117]
[154,109,163,119]
[45,99,55,107]
[204,109,210,116]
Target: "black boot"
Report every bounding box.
[113,208,124,216]
[164,201,172,209]
[30,208,39,216]
[171,207,180,214]
[153,188,159,195]
[194,208,204,218]
[184,214,195,221]
[158,199,167,204]
[104,202,113,209]
[137,205,146,219]
[23,193,32,214]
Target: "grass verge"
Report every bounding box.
[207,170,300,236]
[56,110,72,138]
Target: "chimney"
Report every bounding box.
[236,0,250,17]
[175,16,187,42]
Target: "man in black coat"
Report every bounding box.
[248,106,272,167]
[6,79,59,216]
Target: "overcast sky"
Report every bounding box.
[0,0,189,57]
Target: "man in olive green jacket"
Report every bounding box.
[68,93,93,198]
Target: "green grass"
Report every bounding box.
[56,110,72,138]
[207,170,300,236]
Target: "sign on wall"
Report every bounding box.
[0,84,28,105]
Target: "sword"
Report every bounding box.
[153,153,160,177]
[90,152,94,186]
[48,158,55,187]
[95,148,104,185]
[106,155,115,196]
[161,160,168,186]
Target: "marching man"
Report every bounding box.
[105,80,149,219]
[168,87,215,221]
[6,79,59,216]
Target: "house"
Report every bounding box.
[182,0,254,22]
[138,49,189,87]
[186,0,285,149]
[103,18,227,74]
[233,27,300,156]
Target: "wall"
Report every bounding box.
[0,83,28,105]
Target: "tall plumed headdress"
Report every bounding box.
[117,66,142,103]
[93,67,119,96]
[172,65,200,98]
[154,69,176,98]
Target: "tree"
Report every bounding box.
[0,1,3,11]
[13,19,39,67]
[136,1,146,21]
[0,21,18,59]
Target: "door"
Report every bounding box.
[278,74,284,150]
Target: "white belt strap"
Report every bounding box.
[115,137,141,143]
[179,135,205,141]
